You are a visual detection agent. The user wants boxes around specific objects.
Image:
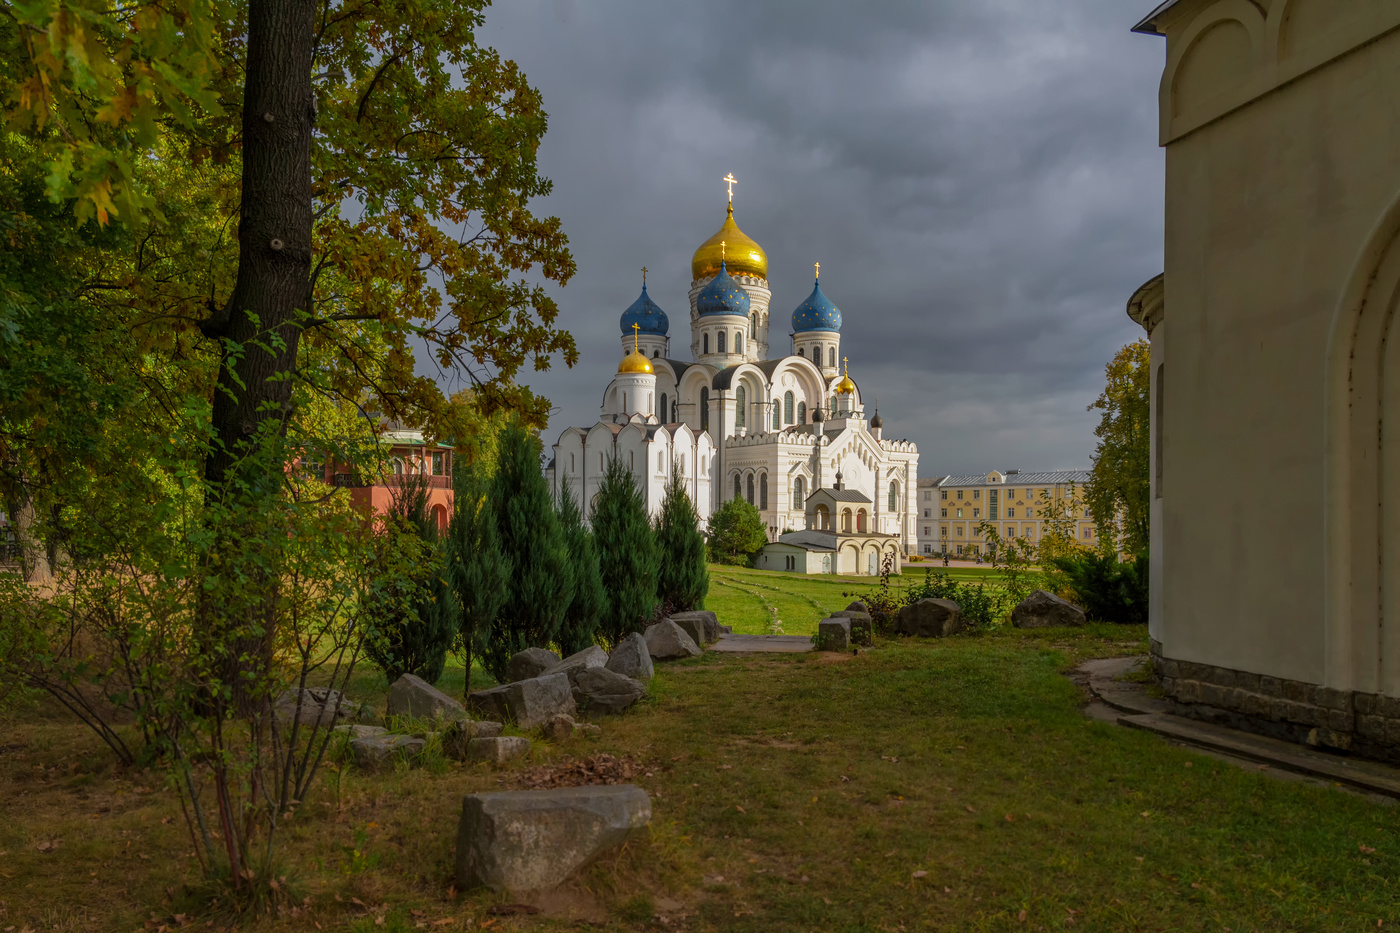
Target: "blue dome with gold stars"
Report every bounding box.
[696,261,751,318]
[619,283,668,336]
[791,278,842,333]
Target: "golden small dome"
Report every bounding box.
[692,203,768,281]
[617,348,654,375]
[834,356,856,394]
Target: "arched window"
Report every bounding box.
[794,476,805,505]
[629,450,634,469]
[798,347,805,358]
[703,333,710,354]
[718,331,726,353]
[622,391,628,413]
[797,401,807,424]
[659,393,668,422]
[759,473,768,510]
[842,508,852,533]
[772,400,780,430]
[647,392,653,415]
[746,473,755,505]
[700,387,709,430]
[735,386,746,427]
[736,333,743,353]
[815,504,829,530]
[658,452,664,472]
[734,473,742,500]
[857,508,867,532]
[784,391,794,424]
[653,350,659,357]
[813,344,821,366]
[680,454,686,474]
[600,452,604,472]
[570,453,575,473]
[828,347,837,368]
[888,480,899,512]
[750,312,757,339]
[671,399,678,422]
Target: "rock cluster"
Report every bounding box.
[1011,590,1087,628]
[387,674,467,722]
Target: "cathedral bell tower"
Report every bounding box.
[689,174,771,363]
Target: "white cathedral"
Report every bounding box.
[546,181,920,568]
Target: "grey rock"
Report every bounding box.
[645,620,702,661]
[1012,590,1087,628]
[829,610,874,644]
[456,785,652,892]
[577,722,602,736]
[468,673,576,730]
[717,624,733,636]
[669,614,707,649]
[542,714,578,741]
[332,723,387,739]
[541,645,608,686]
[468,736,532,763]
[894,598,964,637]
[442,720,507,760]
[387,673,467,722]
[574,667,647,716]
[605,632,655,683]
[817,618,851,652]
[351,734,425,769]
[846,600,869,614]
[274,687,366,729]
[508,647,561,683]
[671,610,718,644]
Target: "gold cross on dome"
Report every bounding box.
[632,322,640,352]
[814,261,820,280]
[723,173,737,203]
[641,266,647,285]
[843,355,849,374]
[720,239,726,260]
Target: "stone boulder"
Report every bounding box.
[604,632,654,683]
[846,600,869,614]
[274,687,369,729]
[508,647,561,683]
[442,720,505,760]
[668,613,707,649]
[670,610,718,644]
[351,734,425,770]
[456,786,652,892]
[817,618,851,652]
[574,668,647,716]
[829,609,873,645]
[541,645,608,686]
[1012,590,1087,628]
[717,624,733,636]
[542,714,578,741]
[894,598,963,638]
[467,673,576,730]
[467,736,531,764]
[387,673,467,722]
[645,620,701,661]
[332,723,387,739]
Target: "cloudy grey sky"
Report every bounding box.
[468,0,1164,477]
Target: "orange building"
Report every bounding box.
[303,427,455,532]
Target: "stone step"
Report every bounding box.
[1118,711,1400,799]
[710,634,813,654]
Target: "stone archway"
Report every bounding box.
[1326,188,1400,695]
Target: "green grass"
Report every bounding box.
[3,572,1398,932]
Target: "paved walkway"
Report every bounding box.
[711,634,813,654]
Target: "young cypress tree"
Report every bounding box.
[556,483,605,655]
[446,460,512,698]
[654,463,708,612]
[363,475,460,684]
[592,453,659,646]
[481,423,573,681]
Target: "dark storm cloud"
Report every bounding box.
[461,0,1163,475]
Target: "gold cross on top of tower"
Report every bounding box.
[641,266,647,285]
[843,355,849,374]
[723,173,737,203]
[814,261,820,280]
[632,322,640,352]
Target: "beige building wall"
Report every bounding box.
[1134,1,1400,714]
[928,471,1096,557]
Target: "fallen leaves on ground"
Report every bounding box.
[504,754,644,790]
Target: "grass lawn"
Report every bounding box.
[707,562,1006,636]
[3,583,1398,930]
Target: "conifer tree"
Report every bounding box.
[482,423,573,681]
[363,476,459,684]
[446,460,511,697]
[706,497,768,566]
[592,454,659,646]
[655,464,709,612]
[557,484,606,655]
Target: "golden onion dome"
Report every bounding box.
[617,348,654,375]
[692,203,768,281]
[834,357,856,394]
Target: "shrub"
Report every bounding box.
[905,569,1004,634]
[592,454,659,647]
[706,497,767,566]
[1050,550,1148,625]
[654,465,709,611]
[557,483,605,655]
[446,461,511,696]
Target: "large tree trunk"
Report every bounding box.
[203,0,316,713]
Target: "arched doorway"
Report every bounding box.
[814,504,829,530]
[857,509,867,533]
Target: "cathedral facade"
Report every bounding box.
[546,186,919,560]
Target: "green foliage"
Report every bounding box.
[482,423,573,681]
[361,477,458,684]
[706,497,768,567]
[556,483,605,656]
[446,457,511,695]
[654,465,709,612]
[1049,551,1149,625]
[1085,340,1151,555]
[592,454,659,647]
[977,521,1041,608]
[906,569,1004,634]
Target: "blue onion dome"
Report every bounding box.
[696,261,751,317]
[619,283,669,336]
[791,278,842,333]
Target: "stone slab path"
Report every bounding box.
[711,634,813,654]
[1077,657,1400,800]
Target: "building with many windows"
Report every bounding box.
[916,470,1095,557]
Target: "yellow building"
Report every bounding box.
[922,470,1095,558]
